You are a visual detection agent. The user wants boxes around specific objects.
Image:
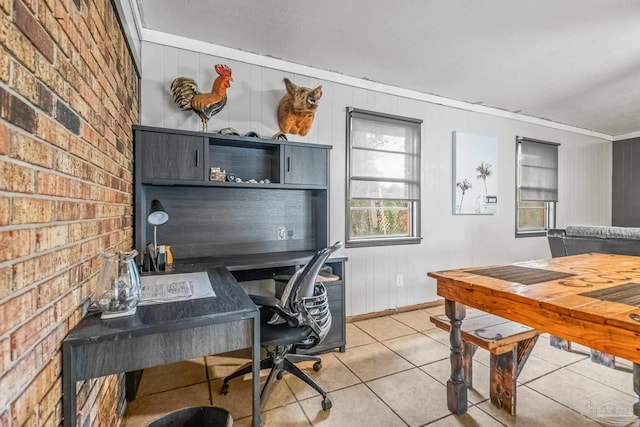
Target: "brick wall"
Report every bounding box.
[0,0,139,425]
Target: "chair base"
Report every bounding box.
[221,352,332,411]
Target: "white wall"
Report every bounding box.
[140,41,612,317]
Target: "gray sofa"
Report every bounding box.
[547,225,640,257]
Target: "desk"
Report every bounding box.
[428,253,640,417]
[62,267,261,427]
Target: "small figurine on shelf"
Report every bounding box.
[170,64,233,132]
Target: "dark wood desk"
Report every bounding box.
[428,253,640,418]
[62,267,261,427]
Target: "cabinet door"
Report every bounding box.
[140,132,204,181]
[284,146,327,186]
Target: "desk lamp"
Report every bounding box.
[147,199,169,271]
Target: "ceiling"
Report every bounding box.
[136,0,640,137]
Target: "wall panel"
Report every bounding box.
[141,41,612,317]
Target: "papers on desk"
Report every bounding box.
[139,272,215,305]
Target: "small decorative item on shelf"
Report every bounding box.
[94,250,141,319]
[210,167,227,182]
[226,172,237,182]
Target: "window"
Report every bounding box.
[346,108,422,247]
[516,137,558,237]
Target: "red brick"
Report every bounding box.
[10,131,54,168]
[0,195,9,225]
[0,12,36,72]
[0,351,35,406]
[11,357,60,425]
[11,257,37,292]
[14,0,54,63]
[0,408,9,427]
[34,324,66,367]
[36,114,70,150]
[10,306,55,360]
[0,123,8,154]
[0,160,36,193]
[0,48,8,83]
[55,200,79,221]
[38,377,62,425]
[0,335,9,372]
[12,60,38,104]
[33,224,67,252]
[0,87,37,133]
[0,228,32,262]
[36,272,68,308]
[11,197,55,224]
[54,287,79,321]
[0,290,36,337]
[0,266,12,299]
[35,55,67,101]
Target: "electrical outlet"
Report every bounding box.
[396,274,404,287]
[277,226,286,240]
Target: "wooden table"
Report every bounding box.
[428,253,640,417]
[62,266,261,427]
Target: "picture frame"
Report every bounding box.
[452,131,498,215]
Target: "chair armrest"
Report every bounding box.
[249,294,279,307]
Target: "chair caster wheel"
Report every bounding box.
[313,361,322,371]
[277,371,283,380]
[321,398,332,411]
[220,383,229,395]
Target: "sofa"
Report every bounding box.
[547,225,640,257]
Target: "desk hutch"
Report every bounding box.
[133,125,346,353]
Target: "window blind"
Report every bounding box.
[518,138,559,202]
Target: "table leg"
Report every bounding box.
[62,343,76,427]
[251,314,261,427]
[634,363,639,418]
[445,299,467,414]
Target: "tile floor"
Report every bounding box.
[122,305,638,426]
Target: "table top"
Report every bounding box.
[429,253,640,362]
[64,266,257,345]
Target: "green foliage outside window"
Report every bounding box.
[350,200,409,238]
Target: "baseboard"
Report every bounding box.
[346,299,444,323]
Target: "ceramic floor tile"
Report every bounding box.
[420,358,490,404]
[233,403,312,427]
[426,406,505,427]
[346,323,376,348]
[209,374,297,420]
[122,383,211,427]
[367,368,451,426]
[516,354,561,384]
[424,327,451,347]
[136,358,208,397]
[391,309,437,331]
[529,339,589,367]
[564,358,634,395]
[383,333,449,366]
[206,351,253,380]
[299,383,406,427]
[334,342,413,382]
[424,303,446,316]
[284,352,360,400]
[353,316,416,342]
[479,385,603,427]
[526,368,637,423]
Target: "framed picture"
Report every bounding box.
[452,131,498,215]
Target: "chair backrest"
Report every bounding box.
[275,242,342,345]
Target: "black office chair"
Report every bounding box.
[221,242,343,411]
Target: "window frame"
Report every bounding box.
[345,107,422,248]
[515,136,558,238]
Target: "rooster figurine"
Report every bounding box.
[170,64,233,132]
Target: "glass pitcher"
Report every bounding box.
[95,250,141,318]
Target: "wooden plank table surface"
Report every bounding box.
[428,253,640,418]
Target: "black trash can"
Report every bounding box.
[147,406,233,427]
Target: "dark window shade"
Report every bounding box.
[519,138,558,202]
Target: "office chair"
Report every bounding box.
[221,242,343,411]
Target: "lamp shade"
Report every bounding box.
[147,199,169,225]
